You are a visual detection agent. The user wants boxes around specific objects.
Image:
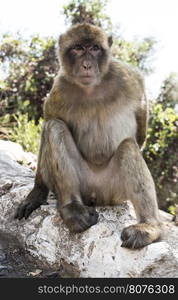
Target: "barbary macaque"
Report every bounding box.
[15,23,161,249]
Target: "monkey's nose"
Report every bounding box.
[82,61,92,70]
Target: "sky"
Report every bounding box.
[0,0,178,98]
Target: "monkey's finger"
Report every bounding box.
[89,209,99,223]
[79,212,98,231]
[121,238,147,249]
[121,238,136,249]
[76,219,90,233]
[70,214,96,233]
[66,219,84,233]
[121,240,132,248]
[43,201,49,206]
[14,211,19,219]
[14,209,19,219]
[121,231,141,249]
[24,207,32,219]
[121,233,150,249]
[14,204,27,220]
[80,217,92,230]
[24,203,38,219]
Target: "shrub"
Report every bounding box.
[9,114,43,154]
[144,103,178,209]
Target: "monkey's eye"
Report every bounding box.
[92,45,100,51]
[73,44,84,51]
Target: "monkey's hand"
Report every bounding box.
[60,201,98,233]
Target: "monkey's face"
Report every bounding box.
[59,24,112,87]
[68,42,103,86]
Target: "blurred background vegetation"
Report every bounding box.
[0,0,178,212]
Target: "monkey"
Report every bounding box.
[15,23,162,249]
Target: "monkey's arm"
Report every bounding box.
[43,88,62,120]
[135,93,148,149]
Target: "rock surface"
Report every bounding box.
[0,141,178,278]
[0,140,37,170]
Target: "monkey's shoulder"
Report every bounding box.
[43,76,66,120]
[110,59,144,84]
[108,59,145,101]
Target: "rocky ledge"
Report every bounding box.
[0,141,178,277]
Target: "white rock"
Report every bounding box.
[0,144,178,277]
[0,140,37,170]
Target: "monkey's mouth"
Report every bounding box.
[80,75,93,79]
[78,75,96,85]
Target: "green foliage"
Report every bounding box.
[63,0,112,31]
[144,103,178,209]
[9,114,43,154]
[145,104,178,157]
[167,205,176,216]
[112,37,155,74]
[157,73,178,109]
[0,34,58,122]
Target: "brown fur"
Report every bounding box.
[15,23,161,249]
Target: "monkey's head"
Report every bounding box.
[58,23,113,87]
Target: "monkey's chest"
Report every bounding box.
[71,109,137,165]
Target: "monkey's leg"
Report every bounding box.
[16,120,98,232]
[15,128,49,220]
[114,138,161,249]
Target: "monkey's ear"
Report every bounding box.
[108,36,113,47]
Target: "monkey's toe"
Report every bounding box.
[15,201,41,220]
[88,208,99,226]
[121,223,161,249]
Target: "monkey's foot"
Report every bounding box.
[120,223,161,249]
[60,201,98,233]
[15,188,48,220]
